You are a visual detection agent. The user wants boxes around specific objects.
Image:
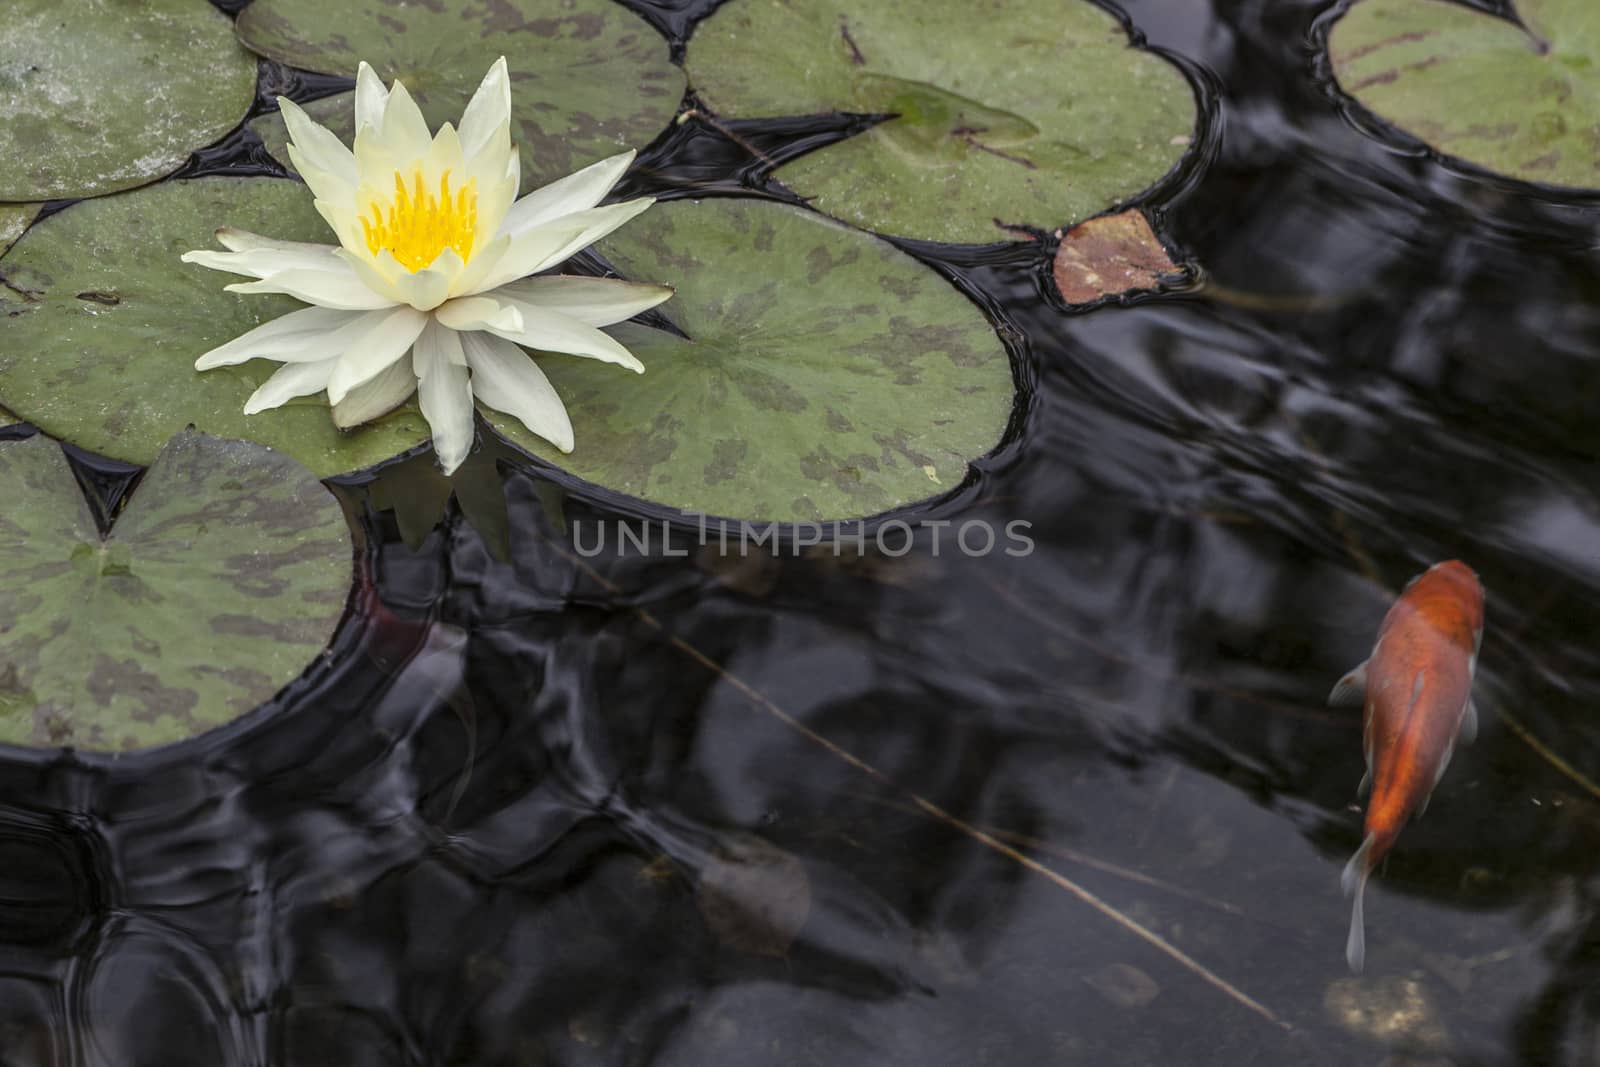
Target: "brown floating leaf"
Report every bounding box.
[695,834,812,958]
[1053,209,1181,306]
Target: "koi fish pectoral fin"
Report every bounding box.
[1358,767,1371,798]
[1328,661,1369,707]
[1460,698,1479,745]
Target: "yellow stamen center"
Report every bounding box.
[360,168,478,273]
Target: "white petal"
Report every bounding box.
[225,262,397,311]
[354,61,389,133]
[466,152,519,244]
[326,306,428,404]
[311,197,372,260]
[183,244,345,280]
[335,247,411,305]
[484,303,645,373]
[389,247,463,311]
[433,295,523,334]
[498,150,636,237]
[488,275,673,326]
[458,57,511,162]
[278,95,358,194]
[471,198,655,294]
[213,228,333,255]
[331,356,418,429]
[461,332,574,452]
[296,162,363,238]
[412,321,475,473]
[243,359,338,414]
[423,120,467,177]
[193,306,360,369]
[447,232,511,298]
[380,79,433,161]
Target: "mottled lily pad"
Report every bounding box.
[491,198,1014,521]
[0,430,351,752]
[0,204,39,257]
[238,0,684,188]
[0,0,256,201]
[0,177,432,477]
[1330,0,1600,189]
[685,0,1195,243]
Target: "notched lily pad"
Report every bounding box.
[490,198,1014,521]
[0,430,352,752]
[0,0,257,201]
[237,0,685,187]
[1330,0,1600,189]
[1053,209,1183,306]
[0,177,432,477]
[685,0,1196,243]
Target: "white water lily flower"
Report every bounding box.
[183,57,671,473]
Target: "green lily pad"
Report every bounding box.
[0,0,257,201]
[237,0,685,188]
[0,177,432,477]
[491,198,1014,521]
[0,430,351,752]
[1330,0,1600,188]
[0,204,39,257]
[684,0,1195,243]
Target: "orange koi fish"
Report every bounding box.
[1328,560,1484,972]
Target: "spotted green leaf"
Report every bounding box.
[685,0,1195,243]
[238,0,684,188]
[490,198,1014,521]
[0,430,351,752]
[0,0,256,201]
[0,177,433,476]
[0,204,39,257]
[1330,0,1600,188]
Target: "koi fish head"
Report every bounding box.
[1399,559,1484,656]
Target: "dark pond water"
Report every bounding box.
[4,0,1600,1063]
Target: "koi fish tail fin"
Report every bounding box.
[1341,832,1376,974]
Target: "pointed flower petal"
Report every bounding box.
[413,321,476,473]
[379,78,433,161]
[488,275,673,327]
[182,244,345,279]
[213,228,334,255]
[193,306,360,369]
[470,198,655,295]
[483,302,645,372]
[446,232,511,299]
[243,359,338,414]
[224,263,399,311]
[278,96,358,206]
[433,295,524,334]
[354,61,389,133]
[498,150,636,238]
[461,331,574,452]
[458,56,511,162]
[331,356,418,429]
[335,247,410,306]
[325,305,428,404]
